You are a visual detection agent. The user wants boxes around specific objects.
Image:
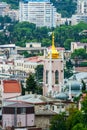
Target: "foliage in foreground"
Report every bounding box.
[50,95,87,130]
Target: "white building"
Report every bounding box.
[0,56,43,75]
[19,0,58,28]
[71,42,87,52]
[26,42,41,48]
[77,0,87,14]
[71,0,87,25]
[14,56,43,73]
[56,12,61,26]
[71,14,87,25]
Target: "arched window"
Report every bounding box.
[55,70,59,84]
[46,70,48,84]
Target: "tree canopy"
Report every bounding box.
[51,0,77,18]
[1,21,87,49]
[71,48,87,60]
[50,96,87,130]
[26,73,42,94]
[26,73,37,94]
[50,113,67,130]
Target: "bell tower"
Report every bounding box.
[43,32,64,96]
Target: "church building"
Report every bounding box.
[43,32,64,96]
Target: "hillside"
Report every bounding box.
[50,0,77,17]
[3,0,19,9]
[2,0,77,17]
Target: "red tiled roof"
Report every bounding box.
[25,56,44,63]
[3,80,21,93]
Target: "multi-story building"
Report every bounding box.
[14,56,44,73]
[0,55,43,74]
[77,0,87,14]
[71,13,87,25]
[2,102,35,129]
[71,0,87,25]
[19,0,58,28]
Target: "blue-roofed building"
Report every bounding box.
[19,0,60,27]
[69,72,87,89]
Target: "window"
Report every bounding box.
[55,70,59,84]
[46,9,50,14]
[45,17,50,22]
[46,70,48,84]
[21,108,26,114]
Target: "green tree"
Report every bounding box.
[26,73,37,94]
[21,51,30,58]
[81,95,87,127]
[3,0,19,9]
[35,65,43,82]
[71,48,87,60]
[4,15,12,23]
[64,39,74,50]
[21,82,25,95]
[66,59,73,69]
[81,80,86,92]
[66,109,83,130]
[50,113,67,130]
[80,39,87,43]
[51,0,76,18]
[64,68,73,78]
[72,123,87,130]
[1,20,87,48]
[64,59,73,78]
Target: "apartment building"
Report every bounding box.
[71,14,87,25]
[19,0,57,27]
[14,56,43,73]
[77,0,87,14]
[71,0,87,25]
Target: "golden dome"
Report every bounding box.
[51,32,59,59]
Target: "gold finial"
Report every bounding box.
[47,32,60,59]
[51,32,59,59]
